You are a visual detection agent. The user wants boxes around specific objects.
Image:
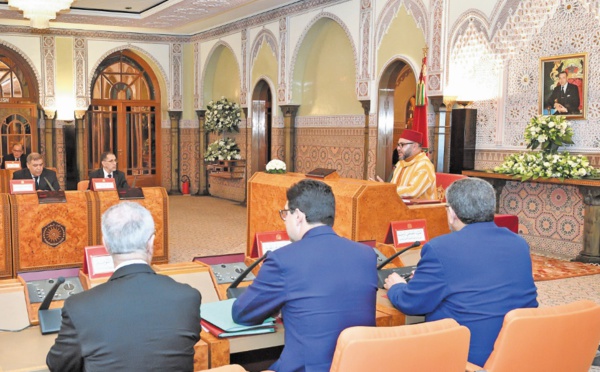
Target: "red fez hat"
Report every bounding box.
[400,129,423,145]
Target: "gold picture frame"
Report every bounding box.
[540,53,587,119]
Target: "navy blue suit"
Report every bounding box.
[387,221,538,366]
[232,226,378,372]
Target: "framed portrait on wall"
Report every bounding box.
[540,53,587,119]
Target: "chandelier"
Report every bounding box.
[8,0,74,29]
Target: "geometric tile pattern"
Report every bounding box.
[500,179,584,260]
[295,127,366,179]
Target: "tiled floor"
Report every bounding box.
[169,195,600,370]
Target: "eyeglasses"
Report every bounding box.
[279,209,291,221]
[397,142,415,148]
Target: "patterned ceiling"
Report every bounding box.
[0,0,297,34]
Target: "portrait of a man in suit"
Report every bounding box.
[541,54,585,118]
[545,71,580,115]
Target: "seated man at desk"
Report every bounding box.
[88,151,129,189]
[47,202,201,371]
[375,129,436,200]
[384,177,538,366]
[233,179,378,372]
[1,142,27,169]
[12,153,60,191]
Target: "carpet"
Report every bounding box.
[532,254,600,281]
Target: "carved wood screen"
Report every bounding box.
[89,50,161,187]
[0,47,39,160]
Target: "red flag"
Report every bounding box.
[413,55,428,150]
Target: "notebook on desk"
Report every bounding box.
[200,298,275,338]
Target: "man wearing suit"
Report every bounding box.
[47,202,201,372]
[88,151,129,189]
[545,71,580,114]
[1,142,27,169]
[233,179,378,372]
[385,178,538,366]
[12,153,60,191]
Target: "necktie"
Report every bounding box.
[107,174,112,178]
[34,176,39,190]
[562,86,566,94]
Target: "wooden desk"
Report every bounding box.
[247,172,448,256]
[464,170,600,263]
[11,191,99,273]
[0,326,56,371]
[0,193,12,279]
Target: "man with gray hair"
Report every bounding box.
[384,177,538,366]
[47,202,201,371]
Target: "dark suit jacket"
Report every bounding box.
[88,169,129,189]
[232,226,378,372]
[545,83,580,114]
[12,168,60,191]
[1,153,27,169]
[46,264,202,372]
[387,221,538,366]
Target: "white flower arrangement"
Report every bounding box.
[204,138,242,162]
[494,151,598,181]
[205,97,241,134]
[524,115,573,154]
[265,159,286,174]
[495,115,598,181]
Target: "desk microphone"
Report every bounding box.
[44,177,55,191]
[226,252,269,299]
[376,241,420,289]
[38,276,65,335]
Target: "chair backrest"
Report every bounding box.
[483,300,600,372]
[435,172,467,201]
[77,180,89,191]
[329,318,470,372]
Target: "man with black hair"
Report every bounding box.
[384,177,538,366]
[545,70,580,114]
[233,179,378,372]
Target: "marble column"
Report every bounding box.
[168,111,182,195]
[279,105,299,172]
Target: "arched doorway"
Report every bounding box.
[376,60,416,181]
[0,46,39,160]
[88,50,161,186]
[250,79,273,174]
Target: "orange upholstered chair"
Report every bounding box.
[435,172,519,234]
[77,180,89,191]
[466,300,600,372]
[329,318,470,372]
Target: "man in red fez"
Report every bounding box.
[375,129,437,200]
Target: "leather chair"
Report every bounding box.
[466,300,600,372]
[329,318,470,372]
[435,172,519,234]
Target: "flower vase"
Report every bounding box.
[544,142,560,155]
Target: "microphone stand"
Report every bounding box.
[38,277,65,335]
[226,252,269,299]
[376,241,421,289]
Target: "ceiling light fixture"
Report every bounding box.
[8,0,74,29]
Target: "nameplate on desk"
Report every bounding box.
[91,178,116,191]
[386,219,428,248]
[9,179,36,194]
[83,245,115,278]
[37,190,67,204]
[4,161,21,170]
[253,230,291,257]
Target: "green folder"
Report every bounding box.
[200,298,275,332]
